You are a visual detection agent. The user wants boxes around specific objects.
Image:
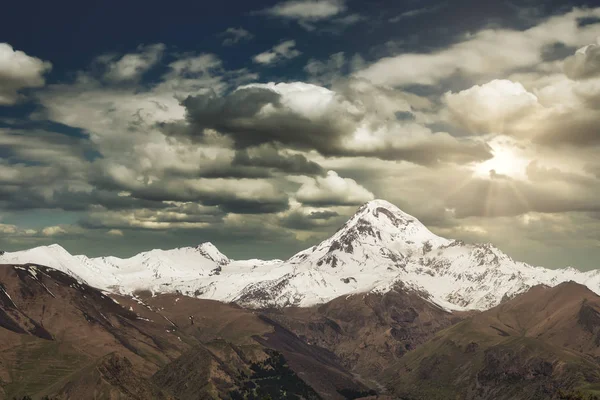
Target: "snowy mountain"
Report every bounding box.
[2,199,599,311]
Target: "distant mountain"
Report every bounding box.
[2,199,600,311]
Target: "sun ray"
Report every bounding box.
[483,178,496,217]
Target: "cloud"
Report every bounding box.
[308,210,339,219]
[0,223,37,236]
[5,49,286,219]
[564,42,600,80]
[260,0,346,21]
[41,226,68,237]
[331,13,364,26]
[441,51,600,148]
[232,145,324,176]
[444,79,542,134]
[357,7,600,86]
[444,173,600,218]
[173,80,491,166]
[303,52,365,85]
[280,207,343,230]
[124,178,290,214]
[253,40,301,65]
[388,3,447,23]
[80,203,225,230]
[0,222,83,240]
[320,13,366,34]
[3,7,600,269]
[0,43,52,105]
[101,43,165,83]
[220,27,254,46]
[296,170,374,206]
[304,52,346,84]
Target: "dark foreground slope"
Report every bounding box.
[4,263,600,400]
[263,282,467,383]
[381,282,600,400]
[0,264,372,399]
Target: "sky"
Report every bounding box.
[1,0,600,270]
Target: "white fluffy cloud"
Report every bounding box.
[102,44,165,83]
[262,0,346,21]
[356,7,600,86]
[296,170,374,206]
[444,79,543,134]
[253,40,302,65]
[0,43,52,105]
[102,43,165,83]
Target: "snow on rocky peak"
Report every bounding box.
[195,242,229,265]
[230,200,600,310]
[287,199,450,269]
[2,199,600,311]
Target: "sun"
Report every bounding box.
[473,137,529,180]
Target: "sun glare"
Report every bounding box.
[473,139,529,180]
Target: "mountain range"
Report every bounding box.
[1,199,600,399]
[2,199,599,311]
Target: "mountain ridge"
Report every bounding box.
[2,199,599,311]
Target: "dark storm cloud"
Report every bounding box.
[207,196,290,214]
[127,182,290,214]
[0,186,167,211]
[79,205,225,230]
[308,210,338,219]
[176,86,355,152]
[280,209,343,230]
[0,127,95,165]
[168,83,492,166]
[190,167,273,179]
[232,145,324,176]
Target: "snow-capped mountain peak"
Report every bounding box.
[195,242,229,265]
[338,199,449,247]
[286,199,449,271]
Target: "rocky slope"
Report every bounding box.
[2,199,600,311]
[0,263,372,399]
[381,282,600,400]
[4,262,600,399]
[263,282,467,381]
